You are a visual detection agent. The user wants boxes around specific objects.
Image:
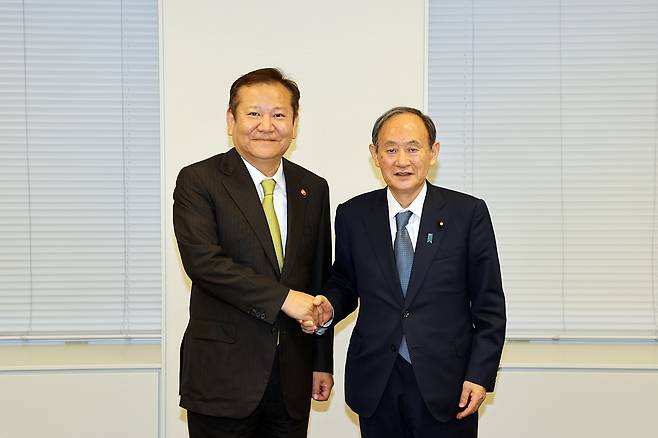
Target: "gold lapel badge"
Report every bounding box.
[300,188,307,197]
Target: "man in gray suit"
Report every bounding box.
[174,68,333,438]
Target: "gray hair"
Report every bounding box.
[371,106,437,149]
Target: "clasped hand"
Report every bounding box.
[281,290,333,334]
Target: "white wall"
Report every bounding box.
[162,1,425,437]
[0,344,160,438]
[480,368,658,437]
[0,370,160,438]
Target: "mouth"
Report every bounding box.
[394,172,413,177]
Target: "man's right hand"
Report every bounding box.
[313,295,333,326]
[281,290,320,325]
[299,295,333,334]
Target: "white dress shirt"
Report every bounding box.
[386,182,427,251]
[241,157,288,256]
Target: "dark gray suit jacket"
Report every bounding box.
[173,148,333,419]
[325,183,505,422]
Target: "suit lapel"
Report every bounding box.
[363,189,405,307]
[405,184,448,306]
[281,159,308,279]
[220,148,280,275]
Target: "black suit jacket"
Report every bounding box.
[173,148,333,420]
[325,183,505,422]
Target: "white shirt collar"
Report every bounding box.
[386,182,427,222]
[241,157,286,194]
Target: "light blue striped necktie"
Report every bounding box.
[394,210,413,362]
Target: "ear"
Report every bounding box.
[430,141,440,165]
[369,144,380,168]
[226,107,236,136]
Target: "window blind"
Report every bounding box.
[427,0,658,339]
[0,0,161,338]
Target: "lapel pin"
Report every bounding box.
[427,233,433,244]
[300,188,307,197]
[437,219,444,228]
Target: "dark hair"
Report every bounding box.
[228,67,300,120]
[371,106,437,149]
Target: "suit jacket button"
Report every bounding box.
[271,327,277,334]
[390,345,397,352]
[402,311,410,318]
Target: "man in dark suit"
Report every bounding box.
[173,68,334,438]
[320,107,506,437]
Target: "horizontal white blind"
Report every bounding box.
[427,0,658,338]
[0,0,161,338]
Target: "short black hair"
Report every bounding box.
[371,106,437,148]
[228,67,300,120]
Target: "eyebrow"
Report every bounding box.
[244,105,289,111]
[382,140,422,147]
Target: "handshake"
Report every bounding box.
[281,290,334,334]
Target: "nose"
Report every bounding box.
[395,150,410,167]
[258,116,274,132]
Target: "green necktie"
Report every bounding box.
[261,179,284,271]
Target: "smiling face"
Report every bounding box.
[370,112,439,207]
[227,82,298,176]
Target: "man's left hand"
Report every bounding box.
[456,380,487,419]
[311,371,334,401]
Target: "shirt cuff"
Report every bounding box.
[315,314,334,336]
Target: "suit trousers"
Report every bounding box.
[187,350,309,438]
[359,355,478,438]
